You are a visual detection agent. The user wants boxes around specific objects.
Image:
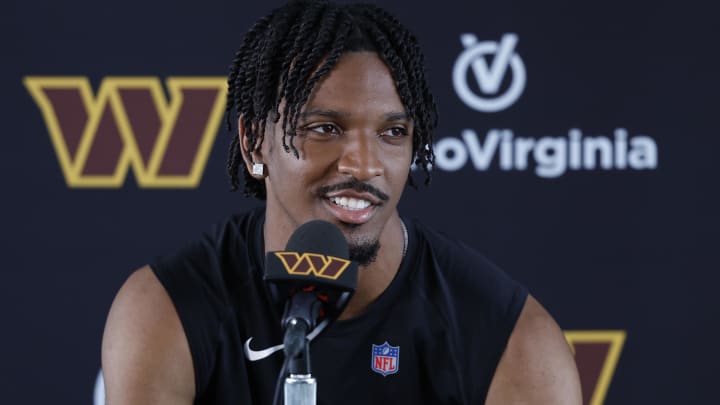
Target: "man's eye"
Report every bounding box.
[307,124,340,135]
[381,127,408,138]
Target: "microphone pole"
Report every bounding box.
[283,291,317,405]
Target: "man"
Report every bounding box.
[102,1,582,404]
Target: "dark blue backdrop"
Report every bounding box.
[4,0,718,403]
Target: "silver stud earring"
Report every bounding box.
[251,163,265,176]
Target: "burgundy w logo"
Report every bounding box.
[24,76,226,188]
[565,330,626,405]
[274,252,351,280]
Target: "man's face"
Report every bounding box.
[256,51,413,262]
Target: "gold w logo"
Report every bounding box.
[23,76,226,188]
[565,330,626,405]
[274,252,351,280]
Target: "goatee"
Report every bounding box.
[349,240,380,266]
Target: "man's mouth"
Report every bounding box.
[316,179,390,204]
[317,180,389,225]
[328,196,372,211]
[321,192,379,225]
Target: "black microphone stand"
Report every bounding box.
[282,291,320,405]
[264,220,359,405]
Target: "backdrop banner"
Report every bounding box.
[4,0,718,403]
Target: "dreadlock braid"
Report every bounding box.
[281,4,340,155]
[225,0,439,198]
[357,5,438,186]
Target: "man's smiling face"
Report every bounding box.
[253,51,413,264]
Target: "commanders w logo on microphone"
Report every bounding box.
[24,76,226,188]
[275,252,351,280]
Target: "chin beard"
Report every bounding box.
[348,239,380,266]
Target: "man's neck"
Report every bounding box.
[338,215,405,320]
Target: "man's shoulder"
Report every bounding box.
[403,219,533,401]
[409,218,515,284]
[148,206,266,338]
[102,266,195,404]
[203,205,266,252]
[407,218,528,321]
[141,206,268,398]
[152,206,265,270]
[486,296,582,404]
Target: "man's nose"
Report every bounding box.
[337,133,384,181]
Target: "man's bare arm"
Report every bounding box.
[486,295,582,405]
[102,266,195,405]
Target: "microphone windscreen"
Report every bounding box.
[264,219,358,324]
[285,220,350,259]
[265,220,358,291]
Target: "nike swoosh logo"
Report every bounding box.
[243,319,329,362]
[244,338,284,361]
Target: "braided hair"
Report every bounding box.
[226,0,438,199]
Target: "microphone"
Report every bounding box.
[265,220,359,360]
[265,220,358,405]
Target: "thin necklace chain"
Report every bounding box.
[400,219,408,258]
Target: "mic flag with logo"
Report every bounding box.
[265,220,359,330]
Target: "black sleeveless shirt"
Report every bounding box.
[152,208,527,404]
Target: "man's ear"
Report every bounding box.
[238,117,266,178]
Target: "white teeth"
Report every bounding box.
[329,197,371,211]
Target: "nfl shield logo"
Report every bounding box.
[371,342,400,376]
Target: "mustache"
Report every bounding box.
[316,179,390,203]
